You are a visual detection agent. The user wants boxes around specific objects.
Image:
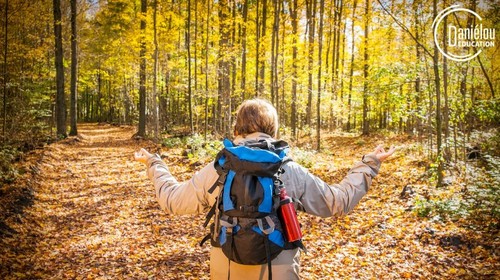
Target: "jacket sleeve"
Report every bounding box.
[145,155,219,215]
[282,155,381,218]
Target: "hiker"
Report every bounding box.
[135,98,395,280]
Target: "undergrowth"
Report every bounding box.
[0,147,21,184]
[162,134,223,161]
[412,133,500,232]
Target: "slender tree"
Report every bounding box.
[97,63,102,122]
[334,0,343,90]
[347,0,357,132]
[306,0,317,128]
[138,0,147,137]
[204,0,211,139]
[230,0,237,112]
[218,0,231,136]
[271,1,280,105]
[2,0,8,141]
[362,0,370,135]
[289,0,298,139]
[258,0,267,95]
[254,0,261,95]
[331,0,344,101]
[187,0,194,133]
[432,0,443,187]
[413,0,422,141]
[442,9,450,160]
[338,11,346,104]
[152,0,159,139]
[194,0,198,97]
[316,0,325,150]
[53,0,66,138]
[240,0,248,100]
[69,0,78,136]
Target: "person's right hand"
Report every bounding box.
[367,144,396,162]
[134,148,153,165]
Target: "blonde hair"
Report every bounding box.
[234,98,278,137]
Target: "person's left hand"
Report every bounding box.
[134,148,153,165]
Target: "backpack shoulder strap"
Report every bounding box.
[203,143,230,228]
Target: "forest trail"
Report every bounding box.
[1,124,210,279]
[1,124,498,279]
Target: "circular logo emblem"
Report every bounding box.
[432,5,495,62]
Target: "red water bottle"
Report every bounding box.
[278,187,302,242]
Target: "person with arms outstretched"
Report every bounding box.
[135,98,395,279]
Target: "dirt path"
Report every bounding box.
[1,124,210,279]
[1,124,497,279]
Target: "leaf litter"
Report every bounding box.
[0,124,498,279]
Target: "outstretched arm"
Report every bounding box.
[135,149,219,215]
[283,145,396,217]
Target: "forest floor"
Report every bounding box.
[0,123,498,279]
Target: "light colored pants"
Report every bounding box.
[210,247,301,280]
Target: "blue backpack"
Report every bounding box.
[201,138,302,278]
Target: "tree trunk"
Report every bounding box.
[2,0,8,141]
[187,0,194,133]
[279,16,286,130]
[334,0,343,87]
[53,0,66,138]
[240,0,248,100]
[332,0,344,129]
[138,0,147,137]
[194,0,198,98]
[339,6,346,102]
[258,0,267,95]
[164,71,171,130]
[271,1,280,106]
[152,0,159,139]
[204,0,211,139]
[306,0,317,128]
[362,0,370,136]
[330,2,337,102]
[476,56,495,98]
[97,66,102,121]
[442,13,450,161]
[218,0,231,137]
[346,0,357,132]
[325,5,333,128]
[432,0,443,188]
[289,0,298,139]
[230,0,236,117]
[108,79,113,123]
[413,0,422,143]
[316,0,325,150]
[331,0,343,103]
[254,0,260,96]
[123,81,131,124]
[69,0,78,136]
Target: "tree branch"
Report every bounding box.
[375,0,434,58]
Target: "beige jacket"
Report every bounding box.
[145,133,381,280]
